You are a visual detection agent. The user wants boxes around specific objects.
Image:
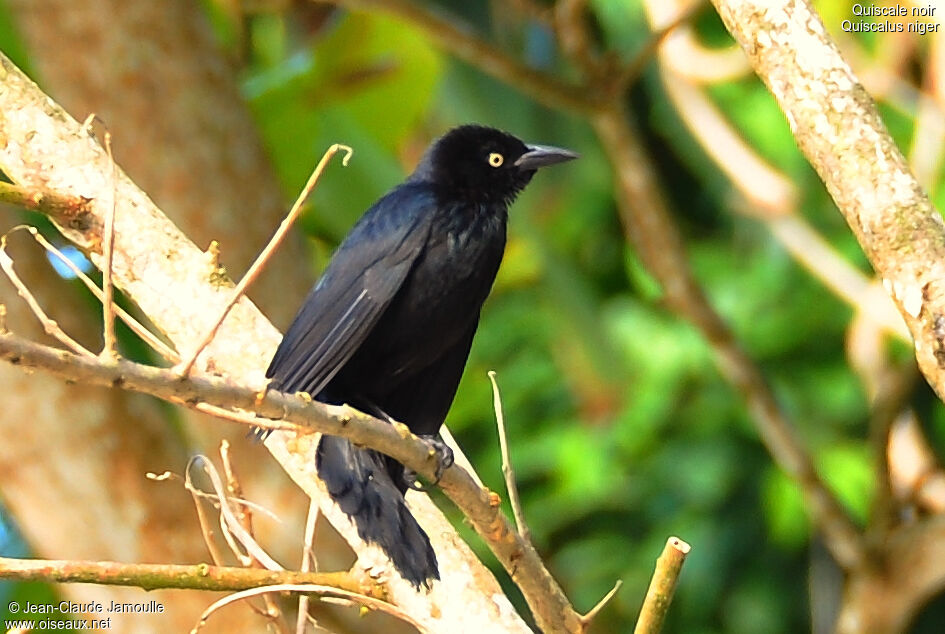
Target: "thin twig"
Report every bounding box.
[613,2,702,95]
[9,225,180,361]
[220,440,254,539]
[581,579,623,625]
[187,456,284,571]
[147,470,282,524]
[554,0,599,78]
[191,401,308,434]
[217,499,254,567]
[182,461,228,567]
[301,501,320,573]
[297,500,321,634]
[488,370,529,541]
[632,537,690,634]
[592,101,867,572]
[321,0,600,114]
[191,584,428,634]
[100,130,118,360]
[0,236,95,358]
[177,143,353,377]
[218,441,259,570]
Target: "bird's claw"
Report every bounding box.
[402,436,453,490]
[420,435,453,485]
[402,468,425,491]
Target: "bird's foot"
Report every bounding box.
[402,468,424,491]
[420,435,453,485]
[248,427,271,442]
[403,436,454,490]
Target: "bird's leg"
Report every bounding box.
[423,435,454,483]
[403,435,454,490]
[402,468,424,491]
[362,399,454,488]
[358,402,442,490]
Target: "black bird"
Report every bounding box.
[265,125,577,588]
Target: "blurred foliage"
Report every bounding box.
[4,0,945,632]
[230,5,856,631]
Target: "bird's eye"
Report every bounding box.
[488,152,504,168]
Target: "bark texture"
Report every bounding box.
[711,0,945,400]
[710,1,945,631]
[0,50,532,633]
[2,1,315,630]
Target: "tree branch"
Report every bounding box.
[0,556,360,595]
[653,61,908,341]
[710,0,945,403]
[318,0,601,114]
[632,538,690,634]
[316,0,867,577]
[0,51,538,633]
[593,99,866,572]
[837,514,945,633]
[0,315,570,630]
[0,181,91,220]
[489,371,530,541]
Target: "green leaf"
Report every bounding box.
[245,11,444,235]
[762,466,809,548]
[818,442,873,523]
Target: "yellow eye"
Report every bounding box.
[488,152,504,167]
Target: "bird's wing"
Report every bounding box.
[265,186,435,395]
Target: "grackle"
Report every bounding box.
[265,125,577,588]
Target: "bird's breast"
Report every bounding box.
[365,204,507,372]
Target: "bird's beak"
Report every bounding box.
[514,144,579,170]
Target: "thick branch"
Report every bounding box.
[0,51,533,633]
[0,330,445,477]
[710,0,945,402]
[591,102,866,571]
[0,329,573,632]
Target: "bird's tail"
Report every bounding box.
[316,434,439,588]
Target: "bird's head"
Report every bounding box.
[411,125,578,205]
